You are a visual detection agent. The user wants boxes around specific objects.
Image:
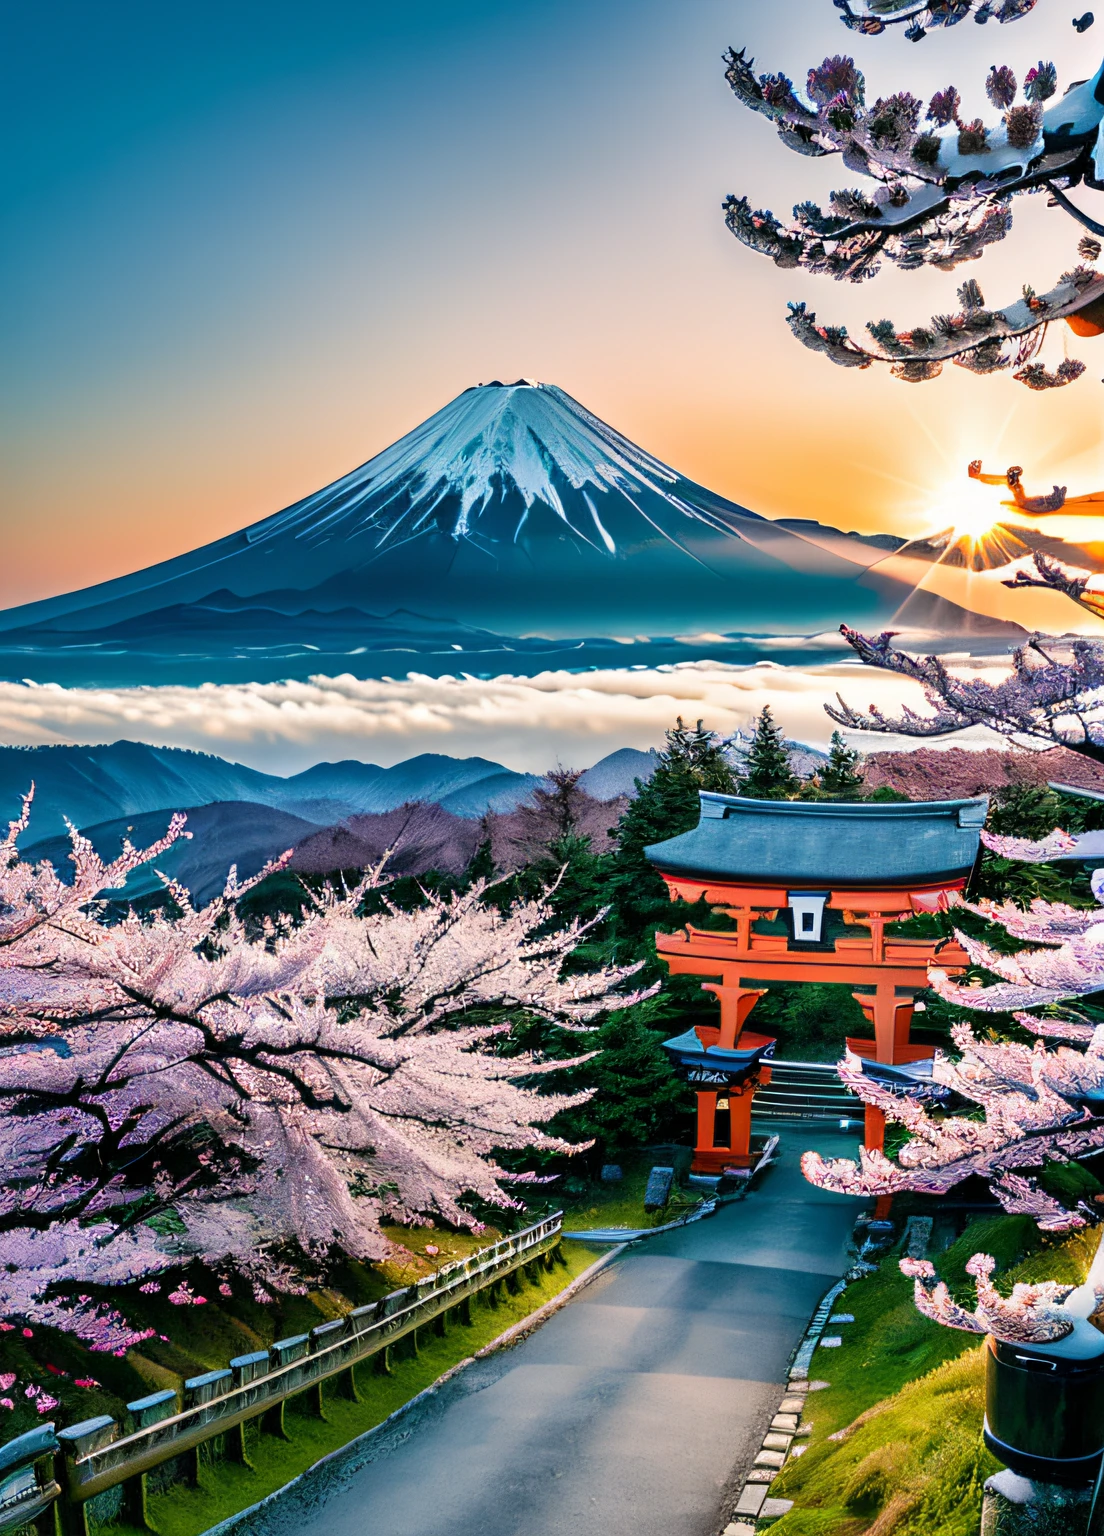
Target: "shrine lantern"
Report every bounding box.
[645,792,987,1167]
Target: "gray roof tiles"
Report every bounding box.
[645,792,988,888]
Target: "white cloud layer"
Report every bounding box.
[0,661,1012,775]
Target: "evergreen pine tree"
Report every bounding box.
[740,705,799,800]
[609,717,737,955]
[565,998,692,1154]
[818,730,864,796]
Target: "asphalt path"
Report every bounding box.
[239,1124,862,1536]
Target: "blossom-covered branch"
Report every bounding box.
[826,625,1104,763]
[788,269,1099,388]
[803,817,1104,1230]
[0,795,649,1346]
[900,1251,1102,1344]
[802,1040,1104,1229]
[1003,549,1104,625]
[833,1,1041,41]
[723,40,1104,385]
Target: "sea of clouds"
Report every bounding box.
[0,659,1013,774]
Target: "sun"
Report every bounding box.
[891,471,1026,576]
[936,478,1004,545]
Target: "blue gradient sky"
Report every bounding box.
[2,0,1102,609]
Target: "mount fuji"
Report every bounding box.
[0,381,1014,685]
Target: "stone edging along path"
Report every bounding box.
[202,1244,628,1536]
[720,1275,857,1534]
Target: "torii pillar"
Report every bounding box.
[692,984,770,1173]
[849,983,930,1155]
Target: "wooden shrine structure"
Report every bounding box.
[645,792,988,1170]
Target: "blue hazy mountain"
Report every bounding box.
[0,741,545,839]
[21,802,326,905]
[0,382,1014,687]
[16,748,663,900]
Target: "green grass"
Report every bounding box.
[91,1240,600,1536]
[768,1218,1100,1536]
[554,1147,704,1231]
[0,1224,512,1447]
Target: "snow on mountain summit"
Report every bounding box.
[251,379,763,558]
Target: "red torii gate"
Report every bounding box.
[645,793,987,1172]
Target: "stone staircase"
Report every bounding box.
[753,1059,862,1124]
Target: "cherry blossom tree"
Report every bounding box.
[803,826,1104,1238]
[826,620,1104,764]
[0,791,648,1348]
[723,24,1104,386]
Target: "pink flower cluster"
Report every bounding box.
[167,1282,207,1307]
[0,795,642,1343]
[23,1384,60,1415]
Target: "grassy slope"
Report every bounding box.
[0,1224,516,1446]
[97,1240,599,1536]
[768,1219,1100,1536]
[553,1148,701,1231]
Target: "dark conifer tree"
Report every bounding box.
[818,730,864,796]
[608,718,737,955]
[740,706,800,800]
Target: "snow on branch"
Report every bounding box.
[0,799,648,1344]
[834,1,1040,39]
[787,270,1100,387]
[827,625,1104,761]
[723,40,1104,385]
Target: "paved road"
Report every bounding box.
[241,1125,862,1536]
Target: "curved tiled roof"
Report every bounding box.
[645,792,988,888]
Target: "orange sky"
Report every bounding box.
[2,0,1102,612]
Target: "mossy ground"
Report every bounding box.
[551,1146,700,1231]
[88,1239,598,1536]
[768,1218,1100,1536]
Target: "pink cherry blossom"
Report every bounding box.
[0,796,644,1343]
[0,1400,13,1411]
[803,816,1104,1342]
[0,1374,15,1392]
[830,621,1104,759]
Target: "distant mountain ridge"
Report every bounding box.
[1,740,657,840]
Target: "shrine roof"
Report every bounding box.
[645,792,988,889]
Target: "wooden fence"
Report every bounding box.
[0,1211,565,1535]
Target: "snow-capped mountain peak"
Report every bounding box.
[0,379,982,664]
[253,380,734,556]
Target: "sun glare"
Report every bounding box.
[934,477,1004,545]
